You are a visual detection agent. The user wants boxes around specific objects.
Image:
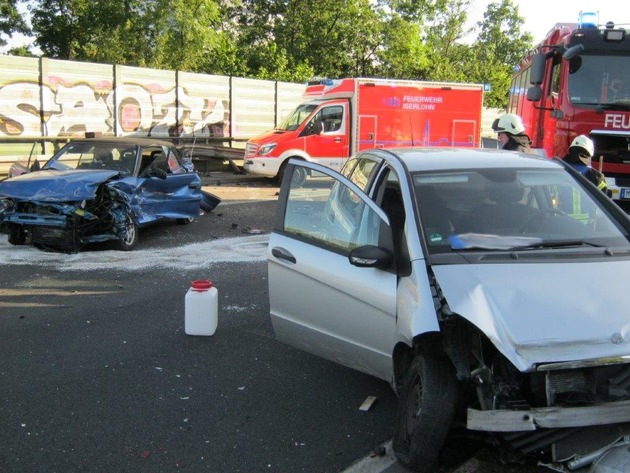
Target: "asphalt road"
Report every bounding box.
[0,173,548,473]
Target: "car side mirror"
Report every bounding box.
[149,168,167,179]
[348,245,393,269]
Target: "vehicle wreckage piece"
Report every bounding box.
[0,137,220,252]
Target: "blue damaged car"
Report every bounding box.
[0,137,220,252]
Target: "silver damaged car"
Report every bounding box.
[268,148,630,472]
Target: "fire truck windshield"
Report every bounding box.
[277,103,318,131]
[568,53,630,107]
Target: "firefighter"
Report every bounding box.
[563,135,610,195]
[492,113,536,154]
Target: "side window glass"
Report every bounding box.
[320,105,344,134]
[348,157,380,193]
[282,164,386,253]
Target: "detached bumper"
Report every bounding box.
[467,399,630,432]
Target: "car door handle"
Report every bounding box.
[272,247,296,264]
[334,138,342,143]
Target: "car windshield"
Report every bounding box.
[44,142,138,174]
[277,104,318,131]
[412,167,630,253]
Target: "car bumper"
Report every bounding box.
[467,399,630,432]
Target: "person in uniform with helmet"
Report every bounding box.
[563,135,610,195]
[491,113,536,154]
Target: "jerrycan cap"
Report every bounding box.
[191,280,213,291]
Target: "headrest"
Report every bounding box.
[487,181,524,204]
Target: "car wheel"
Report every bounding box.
[116,210,138,251]
[7,225,26,245]
[392,345,458,473]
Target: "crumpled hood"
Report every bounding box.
[0,169,119,202]
[433,260,630,371]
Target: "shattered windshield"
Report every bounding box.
[568,53,630,107]
[277,104,318,131]
[44,142,138,174]
[413,167,630,252]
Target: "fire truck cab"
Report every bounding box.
[516,12,630,207]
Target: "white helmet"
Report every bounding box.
[569,135,594,157]
[492,113,526,135]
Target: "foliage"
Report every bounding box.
[0,0,30,48]
[19,0,535,108]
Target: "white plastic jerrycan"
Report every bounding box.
[185,280,218,336]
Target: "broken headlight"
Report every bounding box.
[0,198,15,213]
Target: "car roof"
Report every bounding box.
[374,147,560,172]
[68,137,177,148]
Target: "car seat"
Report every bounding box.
[474,181,530,234]
[93,149,114,168]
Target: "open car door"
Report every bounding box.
[268,160,397,381]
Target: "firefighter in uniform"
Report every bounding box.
[562,135,610,195]
[491,113,536,154]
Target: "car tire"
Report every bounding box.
[392,345,458,473]
[116,210,138,251]
[7,225,26,245]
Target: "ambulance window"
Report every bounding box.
[321,106,344,133]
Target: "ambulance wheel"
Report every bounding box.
[291,166,308,186]
[277,160,307,187]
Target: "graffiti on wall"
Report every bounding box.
[0,79,228,138]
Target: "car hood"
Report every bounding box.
[433,260,630,371]
[0,169,120,202]
[250,128,296,146]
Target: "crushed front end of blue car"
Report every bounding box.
[0,168,220,252]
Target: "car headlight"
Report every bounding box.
[258,143,277,156]
[0,198,15,213]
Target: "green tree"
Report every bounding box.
[471,0,533,107]
[31,0,153,64]
[378,15,429,79]
[0,0,30,48]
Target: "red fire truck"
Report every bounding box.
[243,78,484,184]
[508,12,630,205]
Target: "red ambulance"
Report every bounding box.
[243,78,484,184]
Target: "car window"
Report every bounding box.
[413,168,630,253]
[45,141,135,174]
[282,164,387,253]
[139,146,184,175]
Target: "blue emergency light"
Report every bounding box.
[578,11,598,29]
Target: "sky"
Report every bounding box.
[468,0,623,44]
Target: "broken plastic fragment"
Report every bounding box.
[359,395,377,411]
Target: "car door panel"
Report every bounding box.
[268,160,397,382]
[135,173,201,223]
